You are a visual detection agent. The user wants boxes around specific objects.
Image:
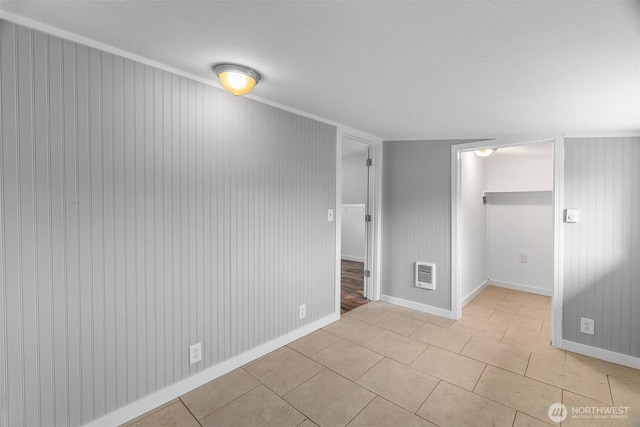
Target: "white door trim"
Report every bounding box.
[450,135,562,348]
[337,127,383,312]
[551,135,564,347]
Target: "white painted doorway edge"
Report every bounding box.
[450,135,563,348]
[336,126,383,315]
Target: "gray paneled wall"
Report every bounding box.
[0,21,336,427]
[382,140,461,310]
[563,137,640,357]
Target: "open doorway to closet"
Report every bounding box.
[452,137,562,346]
[341,137,372,313]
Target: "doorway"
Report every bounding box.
[451,136,563,347]
[340,137,372,313]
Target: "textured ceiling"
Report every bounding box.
[1,1,639,140]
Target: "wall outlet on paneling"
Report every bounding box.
[580,318,594,335]
[189,342,202,365]
[299,304,306,319]
[519,253,528,263]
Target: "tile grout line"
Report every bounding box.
[458,334,473,354]
[606,374,614,406]
[471,372,554,426]
[524,352,533,376]
[471,364,488,393]
[176,397,203,426]
[279,366,328,400]
[413,378,442,417]
[350,354,387,382]
[185,369,262,422]
[563,388,616,408]
[406,343,431,366]
[342,394,377,427]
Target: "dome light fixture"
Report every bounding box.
[474,148,496,157]
[213,63,262,96]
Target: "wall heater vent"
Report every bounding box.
[415,262,436,290]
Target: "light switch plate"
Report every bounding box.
[565,209,578,223]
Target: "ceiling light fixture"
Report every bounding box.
[213,63,261,96]
[474,148,496,157]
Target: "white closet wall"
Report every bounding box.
[341,151,367,262]
[341,205,366,262]
[486,156,553,294]
[460,152,488,302]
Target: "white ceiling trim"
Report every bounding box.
[0,10,217,87]
[449,135,558,152]
[562,131,640,139]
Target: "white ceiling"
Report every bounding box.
[1,1,639,140]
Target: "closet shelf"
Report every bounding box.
[482,190,552,204]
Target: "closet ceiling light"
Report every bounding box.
[475,148,496,157]
[213,63,262,96]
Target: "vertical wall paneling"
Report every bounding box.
[0,21,336,426]
[563,137,640,358]
[0,19,9,427]
[382,140,459,310]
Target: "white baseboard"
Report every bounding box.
[487,280,552,297]
[83,312,340,427]
[341,255,365,263]
[462,280,489,307]
[381,295,454,319]
[560,339,640,370]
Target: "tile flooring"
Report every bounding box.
[122,286,640,427]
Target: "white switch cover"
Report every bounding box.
[565,209,578,223]
[328,209,334,222]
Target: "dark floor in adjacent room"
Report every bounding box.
[341,259,368,314]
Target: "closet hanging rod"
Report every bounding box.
[482,190,553,204]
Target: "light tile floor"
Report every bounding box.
[122,286,640,427]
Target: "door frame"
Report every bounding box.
[450,135,564,347]
[336,127,383,315]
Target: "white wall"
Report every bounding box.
[487,156,553,191]
[486,155,553,294]
[341,148,367,262]
[342,152,367,204]
[341,205,365,262]
[460,152,488,303]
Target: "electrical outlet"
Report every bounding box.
[189,342,202,365]
[519,253,528,263]
[299,304,306,319]
[580,318,594,335]
[327,209,334,222]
